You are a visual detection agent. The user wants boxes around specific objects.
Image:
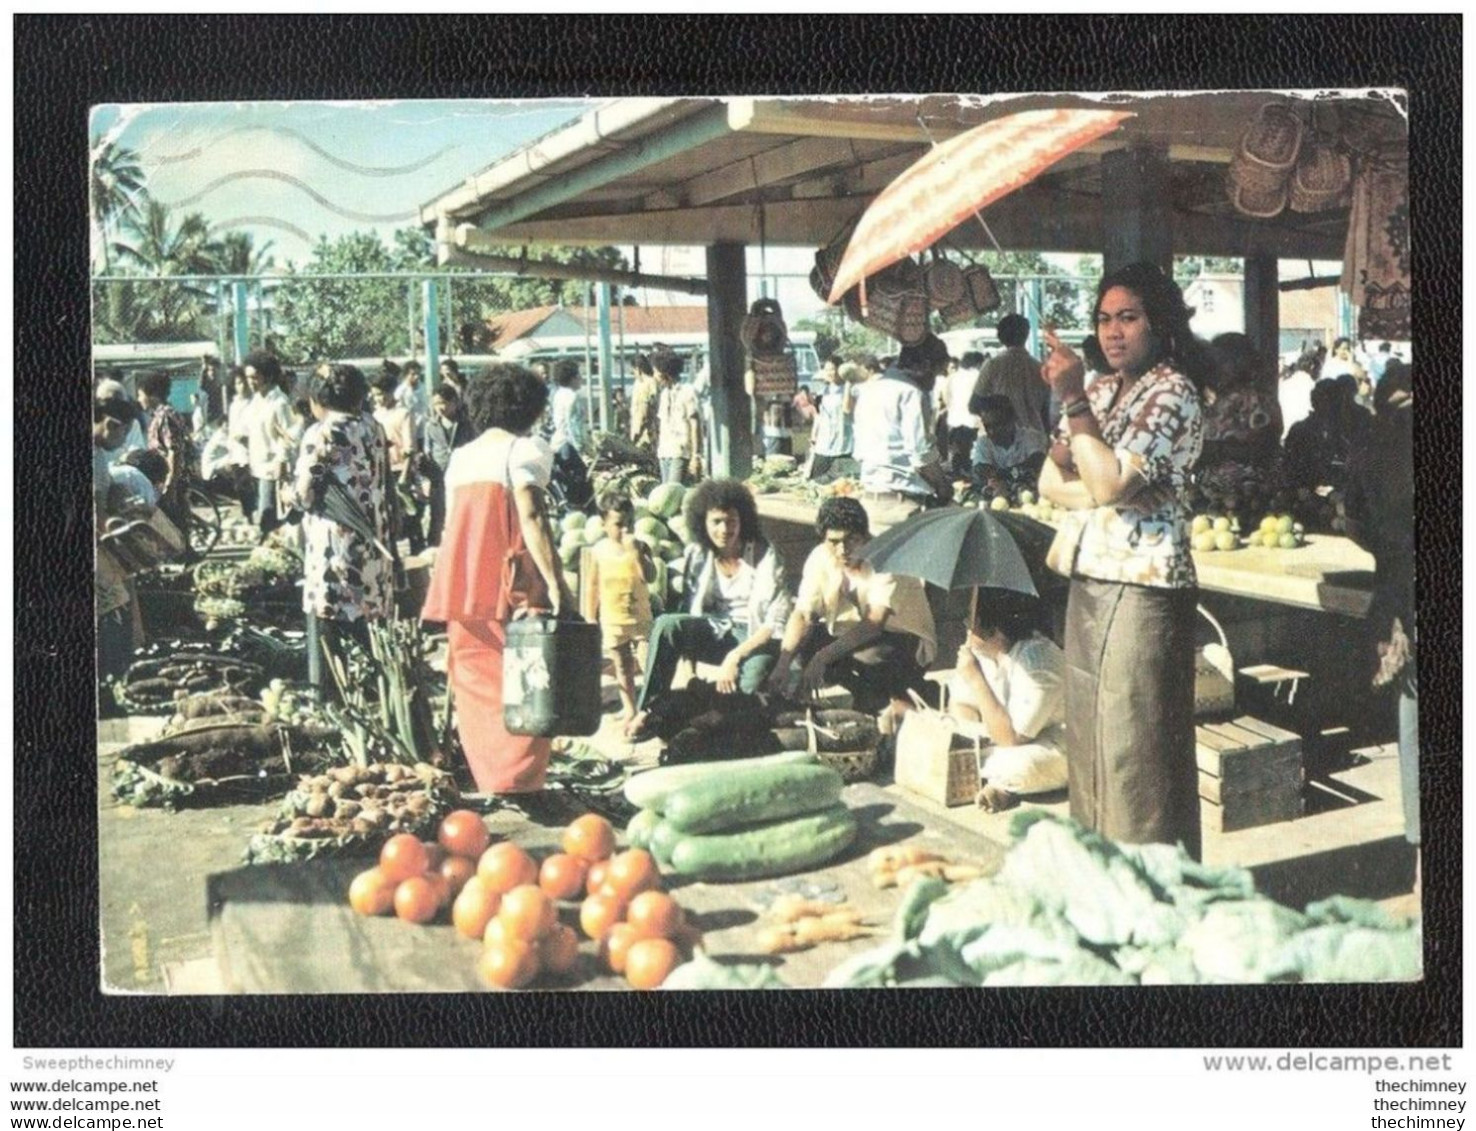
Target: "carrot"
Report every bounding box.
[768,895,864,924]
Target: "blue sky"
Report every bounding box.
[91,99,591,268]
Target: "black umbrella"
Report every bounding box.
[859,505,1039,595]
[317,479,398,563]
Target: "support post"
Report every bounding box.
[1243,252,1281,364]
[232,280,250,364]
[705,242,752,480]
[1101,146,1174,278]
[422,277,440,392]
[596,281,614,433]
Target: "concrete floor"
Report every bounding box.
[98,675,1420,994]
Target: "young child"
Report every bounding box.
[582,495,655,722]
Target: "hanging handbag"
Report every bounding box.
[809,214,861,304]
[740,298,790,359]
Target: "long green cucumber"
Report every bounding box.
[669,805,858,882]
[664,763,844,834]
[649,818,684,869]
[623,749,817,813]
[625,808,661,850]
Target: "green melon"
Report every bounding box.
[560,512,588,536]
[648,482,686,519]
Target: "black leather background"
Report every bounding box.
[14,14,1461,1050]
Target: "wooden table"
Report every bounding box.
[207,783,1003,993]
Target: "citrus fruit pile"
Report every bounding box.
[1190,514,1241,552]
[1251,513,1307,549]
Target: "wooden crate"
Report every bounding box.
[1197,716,1304,834]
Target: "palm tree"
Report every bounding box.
[90,139,147,273]
[110,202,218,339]
[209,229,276,277]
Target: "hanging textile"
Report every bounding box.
[1341,158,1410,341]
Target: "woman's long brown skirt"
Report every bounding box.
[1064,578,1201,861]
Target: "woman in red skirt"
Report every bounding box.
[422,364,574,795]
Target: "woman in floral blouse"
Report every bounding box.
[294,364,395,685]
[137,371,195,552]
[1038,262,1211,861]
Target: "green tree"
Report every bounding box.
[272,231,412,362]
[209,230,276,276]
[99,201,219,342]
[90,138,147,272]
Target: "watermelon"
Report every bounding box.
[558,532,584,566]
[648,482,685,519]
[634,515,667,540]
[560,512,587,536]
[667,515,691,544]
[658,539,681,561]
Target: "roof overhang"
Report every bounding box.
[423,92,1406,261]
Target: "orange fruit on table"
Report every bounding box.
[585,859,610,895]
[539,924,581,977]
[562,814,616,863]
[422,869,453,910]
[498,884,558,942]
[625,938,680,990]
[578,892,626,941]
[393,876,441,924]
[477,842,540,894]
[602,922,640,975]
[347,867,396,916]
[439,855,478,900]
[421,841,448,872]
[627,891,684,940]
[438,810,491,860]
[379,834,431,884]
[452,877,502,940]
[605,849,661,900]
[539,853,590,901]
[479,939,541,990]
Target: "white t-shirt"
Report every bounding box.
[444,430,555,492]
[656,383,699,460]
[1278,371,1316,439]
[944,366,981,429]
[949,635,1066,750]
[851,372,934,497]
[550,385,587,451]
[713,560,756,627]
[794,545,937,666]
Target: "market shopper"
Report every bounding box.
[949,594,1068,814]
[970,313,1051,436]
[1282,379,1355,491]
[548,359,592,509]
[583,494,656,724]
[625,478,791,739]
[243,352,299,537]
[293,365,396,687]
[765,496,936,714]
[395,360,431,427]
[807,357,855,480]
[372,378,422,553]
[851,334,954,512]
[629,352,660,449]
[653,348,701,485]
[419,383,474,547]
[939,350,984,477]
[1343,359,1418,858]
[421,363,574,795]
[95,394,139,683]
[1038,261,1209,860]
[136,371,195,554]
[1197,332,1282,506]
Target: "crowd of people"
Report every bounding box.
[94,269,1417,862]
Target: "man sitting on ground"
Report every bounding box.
[764,497,936,716]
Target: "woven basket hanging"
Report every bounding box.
[1288,142,1352,213]
[850,257,931,345]
[1228,102,1305,196]
[740,297,791,359]
[809,215,861,304]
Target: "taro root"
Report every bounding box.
[335,800,361,820]
[304,794,330,818]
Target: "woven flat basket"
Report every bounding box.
[1228,178,1288,219]
[1288,143,1352,213]
[1228,102,1304,196]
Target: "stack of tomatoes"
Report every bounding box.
[348,810,492,924]
[347,811,700,991]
